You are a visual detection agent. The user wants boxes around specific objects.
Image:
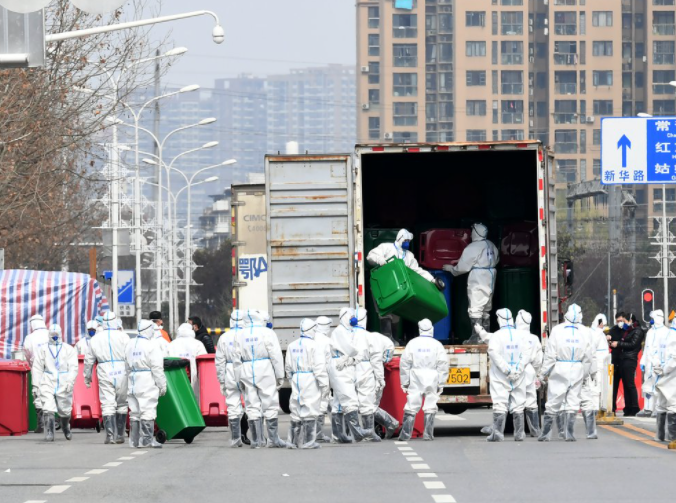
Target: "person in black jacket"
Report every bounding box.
[609,313,644,417]
[188,316,216,354]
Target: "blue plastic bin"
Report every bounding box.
[430,270,452,343]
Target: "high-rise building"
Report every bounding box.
[357,0,676,232]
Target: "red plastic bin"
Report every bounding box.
[379,357,425,438]
[419,229,471,270]
[71,355,102,429]
[0,360,30,436]
[196,354,228,427]
[499,222,538,268]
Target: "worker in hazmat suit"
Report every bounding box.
[538,304,593,442]
[639,311,666,418]
[399,319,448,441]
[314,316,334,442]
[234,310,287,448]
[367,229,442,338]
[125,320,166,449]
[353,308,384,442]
[84,311,130,444]
[443,223,499,344]
[516,310,543,437]
[152,323,170,356]
[369,326,400,439]
[76,320,98,357]
[482,309,531,442]
[216,310,247,448]
[23,314,51,433]
[580,314,612,439]
[330,308,371,443]
[168,323,207,394]
[651,317,676,441]
[32,325,78,441]
[285,318,330,449]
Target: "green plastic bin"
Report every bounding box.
[493,267,540,335]
[27,372,37,432]
[370,258,448,324]
[156,358,206,444]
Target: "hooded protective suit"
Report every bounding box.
[76,320,98,357]
[235,309,286,448]
[84,311,130,444]
[367,326,399,438]
[125,320,166,448]
[23,315,50,426]
[216,310,245,447]
[169,323,207,393]
[152,325,170,357]
[31,325,78,441]
[580,314,611,412]
[640,310,666,415]
[444,223,499,341]
[398,319,448,441]
[515,310,543,437]
[539,304,593,441]
[353,309,383,416]
[367,229,434,282]
[314,316,334,414]
[652,318,676,441]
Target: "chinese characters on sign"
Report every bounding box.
[238,256,268,281]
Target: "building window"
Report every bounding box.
[555,12,577,35]
[592,41,613,57]
[466,11,486,27]
[368,6,379,29]
[393,102,418,126]
[439,102,453,121]
[501,0,523,5]
[653,11,676,35]
[466,41,487,57]
[592,11,613,27]
[439,72,452,92]
[554,0,576,4]
[439,43,453,63]
[492,11,499,35]
[501,71,524,94]
[554,100,577,124]
[368,89,380,104]
[554,41,577,65]
[580,11,586,35]
[593,100,613,115]
[466,70,487,86]
[368,117,380,140]
[555,130,578,153]
[501,11,523,35]
[393,132,418,143]
[537,101,547,117]
[368,62,380,84]
[537,72,547,89]
[439,13,452,32]
[467,130,487,141]
[593,70,613,86]
[654,0,675,5]
[654,41,676,64]
[393,44,417,67]
[556,159,578,183]
[593,159,601,177]
[501,41,523,65]
[579,159,587,181]
[580,130,586,154]
[636,43,645,59]
[593,129,601,145]
[654,100,676,115]
[653,188,676,213]
[368,34,380,56]
[393,73,418,96]
[653,70,676,94]
[554,71,577,94]
[501,100,524,124]
[502,129,525,141]
[393,14,417,38]
[467,100,487,116]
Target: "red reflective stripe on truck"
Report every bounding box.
[539,179,544,191]
[436,145,449,151]
[358,251,362,261]
[478,144,491,150]
[541,246,546,257]
[539,208,544,220]
[516,143,528,148]
[541,269,547,290]
[543,311,547,324]
[358,285,363,297]
[372,147,385,152]
[407,147,420,153]
[538,149,544,162]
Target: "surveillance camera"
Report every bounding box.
[212,25,225,44]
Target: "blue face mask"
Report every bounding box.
[401,241,410,250]
[88,329,96,336]
[266,322,273,329]
[650,319,655,326]
[350,317,358,327]
[623,322,630,330]
[51,335,59,342]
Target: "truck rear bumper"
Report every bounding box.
[439,394,492,405]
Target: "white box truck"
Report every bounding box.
[264,141,559,413]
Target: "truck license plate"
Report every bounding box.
[447,367,470,385]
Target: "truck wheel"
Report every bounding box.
[156,429,167,444]
[278,387,291,414]
[96,422,101,433]
[439,404,468,415]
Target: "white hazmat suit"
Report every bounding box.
[216,310,246,447]
[169,323,207,394]
[538,304,593,442]
[399,319,448,441]
[234,310,287,448]
[370,328,400,439]
[23,314,50,432]
[152,325,171,357]
[285,318,330,449]
[31,325,78,441]
[76,320,98,357]
[84,311,130,444]
[353,308,384,442]
[444,223,499,344]
[313,316,334,442]
[517,310,543,438]
[125,320,166,448]
[652,318,676,441]
[639,310,666,417]
[580,313,611,439]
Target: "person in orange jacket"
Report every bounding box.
[149,311,171,343]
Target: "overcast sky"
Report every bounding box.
[151,0,356,88]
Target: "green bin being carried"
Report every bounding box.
[155,358,206,444]
[370,258,448,324]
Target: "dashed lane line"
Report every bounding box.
[103,462,123,467]
[118,456,135,461]
[85,469,109,475]
[432,495,457,503]
[418,473,438,478]
[44,485,70,494]
[411,463,431,470]
[396,440,457,502]
[66,477,89,483]
[424,481,446,490]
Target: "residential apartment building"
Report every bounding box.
[357,0,676,232]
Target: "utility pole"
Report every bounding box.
[153,50,162,312]
[650,184,675,314]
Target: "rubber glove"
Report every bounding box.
[442,264,454,273]
[159,386,167,397]
[276,378,285,390]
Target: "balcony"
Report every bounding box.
[555,83,577,94]
[502,84,524,94]
[556,142,578,154]
[553,113,577,124]
[653,24,676,35]
[553,53,578,65]
[554,24,577,36]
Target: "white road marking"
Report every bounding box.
[24,500,47,503]
[432,495,457,503]
[411,463,431,469]
[627,417,655,423]
[424,481,446,490]
[66,477,89,482]
[398,446,414,451]
[104,462,122,467]
[436,415,466,422]
[118,456,135,461]
[131,451,148,455]
[394,441,408,445]
[85,469,108,475]
[408,457,424,461]
[402,451,418,456]
[418,473,438,478]
[44,485,70,494]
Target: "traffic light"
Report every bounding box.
[642,289,655,323]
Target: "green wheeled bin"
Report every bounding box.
[156,358,206,444]
[370,258,448,323]
[493,267,540,335]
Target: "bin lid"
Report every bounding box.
[196,354,215,361]
[0,360,30,371]
[384,356,401,371]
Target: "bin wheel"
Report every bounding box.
[374,423,386,440]
[156,429,167,444]
[278,387,291,414]
[184,437,194,444]
[96,422,101,433]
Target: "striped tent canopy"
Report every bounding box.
[0,270,109,359]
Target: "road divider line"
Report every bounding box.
[432,495,457,503]
[402,451,418,456]
[44,485,70,494]
[418,473,438,478]
[601,425,667,450]
[118,456,135,461]
[66,477,89,482]
[24,500,47,503]
[85,469,109,475]
[131,451,148,455]
[103,462,123,467]
[424,481,446,489]
[622,422,660,439]
[411,463,431,469]
[394,441,408,445]
[408,457,424,461]
[398,446,414,451]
